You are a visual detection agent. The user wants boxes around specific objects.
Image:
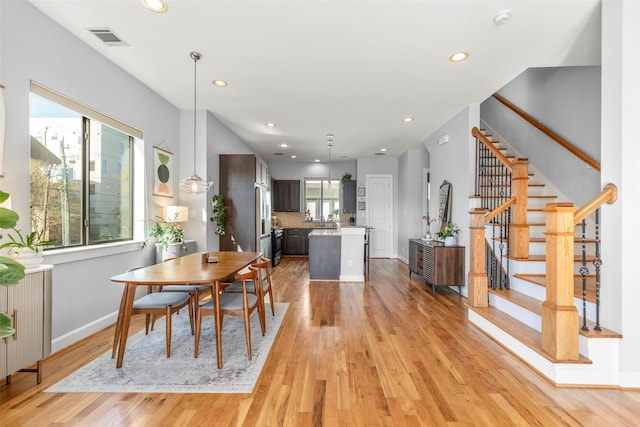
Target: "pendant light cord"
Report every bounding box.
[191,51,200,175]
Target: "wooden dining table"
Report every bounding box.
[110,251,261,368]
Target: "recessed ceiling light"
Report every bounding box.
[266,122,276,128]
[315,159,320,162]
[280,143,288,148]
[141,0,167,13]
[291,155,297,159]
[380,148,387,152]
[402,116,414,123]
[212,80,228,87]
[449,51,469,62]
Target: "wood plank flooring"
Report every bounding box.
[1,257,639,426]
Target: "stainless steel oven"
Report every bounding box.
[271,227,283,267]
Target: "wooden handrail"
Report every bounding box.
[574,183,618,225]
[471,127,513,171]
[484,197,516,222]
[492,93,601,172]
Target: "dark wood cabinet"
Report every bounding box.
[283,228,311,255]
[273,180,300,212]
[409,239,465,296]
[219,154,268,252]
[342,181,357,213]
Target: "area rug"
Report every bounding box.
[45,302,288,394]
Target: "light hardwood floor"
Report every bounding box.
[1,257,639,426]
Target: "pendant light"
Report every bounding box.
[179,51,212,194]
[327,133,333,190]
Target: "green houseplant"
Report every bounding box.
[436,221,459,245]
[211,194,227,236]
[143,214,185,250]
[0,190,26,339]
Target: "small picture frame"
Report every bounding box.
[358,201,365,210]
[358,185,366,196]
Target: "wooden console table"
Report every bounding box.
[409,239,465,296]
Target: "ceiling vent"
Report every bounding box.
[88,28,128,46]
[273,152,284,156]
[374,152,386,156]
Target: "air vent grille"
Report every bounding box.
[375,152,386,156]
[89,28,128,46]
[273,152,284,156]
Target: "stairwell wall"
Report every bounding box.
[481,66,601,206]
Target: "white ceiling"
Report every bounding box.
[28,0,601,163]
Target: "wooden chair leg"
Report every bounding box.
[194,306,202,358]
[268,287,275,316]
[187,299,194,335]
[243,304,252,360]
[165,306,172,357]
[145,314,151,335]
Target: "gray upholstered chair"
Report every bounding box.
[224,257,274,328]
[194,267,265,364]
[156,258,212,328]
[112,266,194,359]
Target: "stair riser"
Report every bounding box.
[489,292,542,331]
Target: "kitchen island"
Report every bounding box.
[308,227,365,281]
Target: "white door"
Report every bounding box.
[367,175,392,258]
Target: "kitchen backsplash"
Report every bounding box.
[272,212,354,228]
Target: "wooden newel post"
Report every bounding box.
[509,159,530,259]
[468,208,489,307]
[541,202,579,361]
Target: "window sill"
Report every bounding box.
[43,240,145,265]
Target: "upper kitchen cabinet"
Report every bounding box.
[273,179,300,212]
[255,157,269,187]
[342,180,357,213]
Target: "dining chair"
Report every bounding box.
[112,266,194,359]
[223,257,274,328]
[156,257,212,330]
[194,267,266,363]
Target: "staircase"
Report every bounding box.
[466,127,622,387]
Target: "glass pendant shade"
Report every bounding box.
[180,51,212,194]
[179,174,211,194]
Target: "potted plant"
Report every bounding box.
[211,194,227,236]
[143,214,186,250]
[0,189,25,339]
[340,172,352,185]
[436,221,459,246]
[0,228,55,269]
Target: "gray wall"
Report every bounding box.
[481,66,601,205]
[422,104,480,295]
[397,147,429,262]
[2,2,181,350]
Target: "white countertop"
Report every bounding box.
[308,227,366,237]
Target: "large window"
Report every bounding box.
[29,83,137,248]
[304,179,339,220]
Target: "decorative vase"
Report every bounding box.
[10,247,43,269]
[444,236,456,246]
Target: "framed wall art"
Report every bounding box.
[153,145,174,198]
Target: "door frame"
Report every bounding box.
[366,174,393,258]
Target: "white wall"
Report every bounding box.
[1,1,179,350]
[601,0,640,387]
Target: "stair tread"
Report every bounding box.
[487,288,622,339]
[466,304,592,364]
[489,288,542,314]
[514,273,598,303]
